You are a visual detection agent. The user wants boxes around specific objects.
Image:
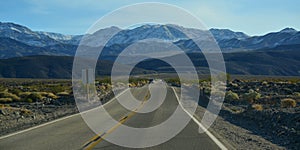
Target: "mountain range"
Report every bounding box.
[0,22,299,78]
[0,22,299,59]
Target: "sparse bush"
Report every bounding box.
[39,92,58,99]
[27,92,44,102]
[9,88,22,96]
[281,98,297,108]
[128,83,136,87]
[229,82,239,88]
[262,81,268,86]
[0,104,10,109]
[46,92,58,99]
[0,98,13,103]
[225,90,239,101]
[203,87,211,95]
[293,92,300,97]
[0,86,6,92]
[26,98,33,103]
[57,91,70,97]
[242,89,261,104]
[252,104,263,111]
[20,108,32,115]
[282,88,293,95]
[0,91,21,102]
[18,92,31,98]
[46,85,69,94]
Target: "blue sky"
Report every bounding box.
[1,0,299,35]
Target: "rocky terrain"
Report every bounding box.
[0,100,77,136]
[0,79,110,136]
[0,78,149,136]
[221,79,300,149]
[185,77,300,150]
[1,77,299,149]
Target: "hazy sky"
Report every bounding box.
[1,0,299,35]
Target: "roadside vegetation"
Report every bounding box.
[167,76,299,149]
[0,77,151,136]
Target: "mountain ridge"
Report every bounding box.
[0,22,299,59]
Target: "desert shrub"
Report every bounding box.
[229,82,239,88]
[128,83,136,87]
[203,87,211,95]
[225,91,239,101]
[0,104,10,108]
[281,98,297,108]
[57,91,70,97]
[18,92,33,103]
[20,92,58,102]
[0,98,13,103]
[27,92,44,102]
[46,92,58,99]
[0,86,6,92]
[46,85,69,94]
[242,89,261,104]
[20,109,32,115]
[282,88,293,95]
[0,91,21,102]
[252,104,263,111]
[8,88,22,96]
[293,92,300,97]
[39,92,58,99]
[18,92,31,98]
[262,81,268,86]
[26,98,33,103]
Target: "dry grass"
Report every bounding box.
[225,90,239,101]
[252,104,263,111]
[0,91,21,102]
[57,91,70,96]
[281,98,297,108]
[0,98,13,103]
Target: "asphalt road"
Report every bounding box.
[0,81,225,150]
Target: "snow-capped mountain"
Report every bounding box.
[0,22,82,47]
[0,22,59,47]
[217,27,300,50]
[0,22,299,59]
[36,31,83,45]
[80,26,121,46]
[0,22,251,47]
[108,24,188,44]
[209,28,249,40]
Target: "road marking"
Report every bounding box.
[82,90,150,150]
[0,88,130,140]
[171,87,228,150]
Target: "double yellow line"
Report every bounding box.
[82,91,150,150]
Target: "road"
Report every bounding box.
[0,81,226,150]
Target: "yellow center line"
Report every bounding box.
[82,91,150,150]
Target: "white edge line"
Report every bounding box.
[0,88,130,140]
[171,87,228,150]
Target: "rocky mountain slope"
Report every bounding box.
[0,22,299,59]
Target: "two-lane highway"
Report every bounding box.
[0,81,226,150]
